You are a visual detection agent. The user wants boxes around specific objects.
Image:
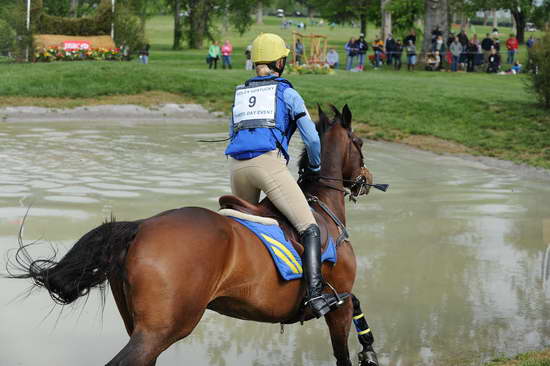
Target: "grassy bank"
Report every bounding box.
[488,349,550,366]
[0,16,548,168]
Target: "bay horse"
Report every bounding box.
[8,105,382,366]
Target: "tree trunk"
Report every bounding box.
[359,12,367,36]
[483,10,488,26]
[188,0,209,49]
[381,0,392,40]
[173,0,182,50]
[70,0,79,17]
[492,8,498,29]
[307,6,315,18]
[511,8,525,44]
[460,13,467,30]
[422,0,449,55]
[256,2,263,25]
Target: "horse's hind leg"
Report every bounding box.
[325,297,353,366]
[351,294,379,366]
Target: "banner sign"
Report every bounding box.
[63,41,91,50]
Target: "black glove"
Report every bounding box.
[302,165,320,182]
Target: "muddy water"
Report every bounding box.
[1,119,549,366]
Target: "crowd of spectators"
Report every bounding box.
[205,28,538,75]
[339,27,537,75]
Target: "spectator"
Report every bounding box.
[221,40,233,69]
[492,27,499,38]
[446,32,455,48]
[139,43,150,64]
[326,48,339,69]
[385,33,396,65]
[295,38,304,65]
[356,34,368,70]
[505,33,518,64]
[433,35,446,69]
[393,39,403,71]
[121,41,130,61]
[425,52,440,71]
[486,47,500,73]
[345,37,357,70]
[493,37,501,53]
[244,44,253,70]
[431,26,443,46]
[373,36,384,68]
[471,34,483,66]
[404,29,416,46]
[450,37,463,72]
[207,41,221,69]
[526,36,535,49]
[510,61,522,74]
[458,30,469,48]
[457,30,468,68]
[481,33,494,63]
[465,40,478,72]
[406,40,416,71]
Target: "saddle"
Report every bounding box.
[218,195,333,256]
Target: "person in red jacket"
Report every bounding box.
[505,34,518,64]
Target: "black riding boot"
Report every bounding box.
[301,224,346,318]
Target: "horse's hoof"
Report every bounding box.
[358,350,379,366]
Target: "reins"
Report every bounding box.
[299,128,389,246]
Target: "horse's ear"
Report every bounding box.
[342,104,352,130]
[329,104,342,126]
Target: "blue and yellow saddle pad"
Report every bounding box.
[232,217,337,280]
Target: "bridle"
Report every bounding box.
[302,130,388,202]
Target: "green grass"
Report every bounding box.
[487,349,550,366]
[0,16,549,168]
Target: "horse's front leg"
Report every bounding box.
[351,294,379,366]
[324,297,354,366]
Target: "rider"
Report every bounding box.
[225,33,344,318]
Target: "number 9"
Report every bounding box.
[249,96,256,108]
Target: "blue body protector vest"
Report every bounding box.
[225,76,296,162]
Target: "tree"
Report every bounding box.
[173,0,183,49]
[381,0,391,40]
[256,1,263,24]
[422,0,449,54]
[474,0,536,43]
[178,0,256,49]
[387,0,425,36]
[507,0,534,44]
[311,0,374,36]
[531,0,550,29]
[386,0,423,36]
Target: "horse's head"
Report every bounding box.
[299,104,385,201]
[321,104,373,200]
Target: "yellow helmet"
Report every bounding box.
[251,33,290,63]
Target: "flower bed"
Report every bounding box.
[287,63,335,75]
[34,46,121,62]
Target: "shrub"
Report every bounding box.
[287,63,335,75]
[38,0,112,35]
[0,18,15,56]
[113,4,146,54]
[527,30,550,108]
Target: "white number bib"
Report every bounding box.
[232,82,277,129]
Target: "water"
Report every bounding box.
[1,119,549,366]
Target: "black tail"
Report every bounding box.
[6,219,141,305]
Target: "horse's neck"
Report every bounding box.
[310,140,347,225]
